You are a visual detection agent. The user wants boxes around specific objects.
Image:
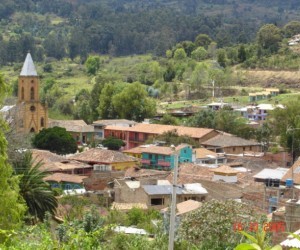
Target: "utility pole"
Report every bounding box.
[168,147,179,250]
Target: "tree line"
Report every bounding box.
[1,0,300,64]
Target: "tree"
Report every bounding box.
[112,82,156,122]
[102,136,125,150]
[238,44,247,63]
[152,129,200,148]
[190,62,209,92]
[217,48,227,68]
[191,46,208,61]
[32,127,77,155]
[0,73,26,234]
[98,83,119,119]
[256,123,272,153]
[85,55,101,75]
[12,151,58,222]
[173,48,187,60]
[186,109,216,128]
[269,101,300,161]
[194,34,212,49]
[157,114,179,126]
[283,21,300,38]
[257,24,282,54]
[179,199,265,249]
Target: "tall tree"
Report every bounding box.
[257,24,282,54]
[98,83,119,119]
[269,101,300,161]
[112,82,156,122]
[0,73,26,234]
[194,34,212,49]
[85,55,101,75]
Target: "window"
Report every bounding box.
[30,105,36,112]
[21,87,24,100]
[94,164,112,171]
[250,146,252,150]
[233,147,236,152]
[30,87,34,100]
[151,198,164,206]
[41,117,44,127]
[30,127,35,133]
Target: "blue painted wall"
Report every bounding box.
[142,145,192,170]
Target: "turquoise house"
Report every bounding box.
[141,144,192,170]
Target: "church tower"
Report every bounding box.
[17,53,48,133]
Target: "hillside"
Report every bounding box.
[1,0,300,63]
[241,69,300,88]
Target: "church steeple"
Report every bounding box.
[20,53,38,76]
[17,53,48,133]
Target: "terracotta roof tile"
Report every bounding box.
[93,119,137,125]
[202,134,261,147]
[44,173,88,184]
[194,148,219,159]
[49,119,94,133]
[32,149,66,163]
[161,200,202,216]
[105,123,216,139]
[281,158,300,184]
[123,146,146,154]
[69,148,138,164]
[125,167,170,179]
[210,165,239,175]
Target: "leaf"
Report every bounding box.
[239,231,258,244]
[270,245,282,250]
[235,243,260,250]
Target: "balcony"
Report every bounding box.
[157,160,171,167]
[141,159,151,165]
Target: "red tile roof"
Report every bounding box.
[281,158,300,184]
[69,148,138,164]
[105,123,217,139]
[44,173,88,184]
[210,165,239,175]
[49,119,94,133]
[194,148,220,159]
[202,134,261,147]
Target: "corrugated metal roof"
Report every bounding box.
[143,185,182,195]
[183,183,208,195]
[20,53,37,76]
[280,229,300,248]
[253,168,289,180]
[143,183,208,195]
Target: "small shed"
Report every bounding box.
[211,165,239,183]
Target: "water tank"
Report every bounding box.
[286,179,294,188]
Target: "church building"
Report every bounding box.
[17,53,48,133]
